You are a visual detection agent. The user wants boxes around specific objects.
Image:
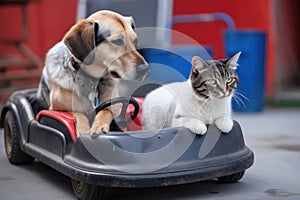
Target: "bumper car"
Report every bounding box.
[0,84,254,199]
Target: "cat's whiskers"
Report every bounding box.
[233,90,255,108]
[233,93,246,108]
[236,90,255,104]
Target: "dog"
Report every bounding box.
[37,10,149,136]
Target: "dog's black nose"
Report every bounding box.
[137,63,149,75]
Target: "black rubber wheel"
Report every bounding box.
[71,179,111,200]
[4,111,34,164]
[217,171,245,183]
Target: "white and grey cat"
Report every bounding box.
[142,52,241,135]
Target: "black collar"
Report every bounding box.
[70,57,81,71]
[70,57,99,84]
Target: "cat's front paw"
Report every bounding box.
[215,117,233,133]
[183,119,207,135]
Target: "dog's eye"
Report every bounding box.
[112,39,124,46]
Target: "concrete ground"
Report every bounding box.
[0,108,300,200]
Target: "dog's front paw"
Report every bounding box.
[89,124,110,137]
[183,119,207,135]
[215,117,233,133]
[77,126,90,136]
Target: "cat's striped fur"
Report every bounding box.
[142,52,241,135]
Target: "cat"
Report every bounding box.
[142,52,241,135]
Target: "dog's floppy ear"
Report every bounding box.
[63,19,96,65]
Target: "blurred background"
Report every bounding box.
[0,0,299,110]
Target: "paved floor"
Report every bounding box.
[0,108,300,200]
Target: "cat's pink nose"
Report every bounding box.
[221,87,227,94]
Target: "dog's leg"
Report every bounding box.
[73,112,90,136]
[49,83,73,111]
[89,87,121,136]
[49,83,91,136]
[90,109,113,135]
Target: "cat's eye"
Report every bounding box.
[226,77,234,84]
[208,79,217,85]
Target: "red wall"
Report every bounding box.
[0,0,274,96]
[0,0,78,58]
[172,0,274,96]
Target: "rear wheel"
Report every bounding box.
[217,171,245,183]
[4,111,34,164]
[71,179,111,200]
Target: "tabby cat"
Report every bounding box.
[142,52,241,135]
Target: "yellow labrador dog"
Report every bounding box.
[37,10,149,136]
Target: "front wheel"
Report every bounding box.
[217,171,245,183]
[71,179,111,200]
[4,111,34,164]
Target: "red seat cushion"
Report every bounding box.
[36,110,77,141]
[36,97,145,139]
[126,97,144,131]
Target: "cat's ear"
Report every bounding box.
[227,51,241,70]
[192,56,207,74]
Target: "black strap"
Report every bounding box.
[70,57,81,71]
[70,56,100,84]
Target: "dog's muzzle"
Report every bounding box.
[109,60,149,81]
[136,63,150,80]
